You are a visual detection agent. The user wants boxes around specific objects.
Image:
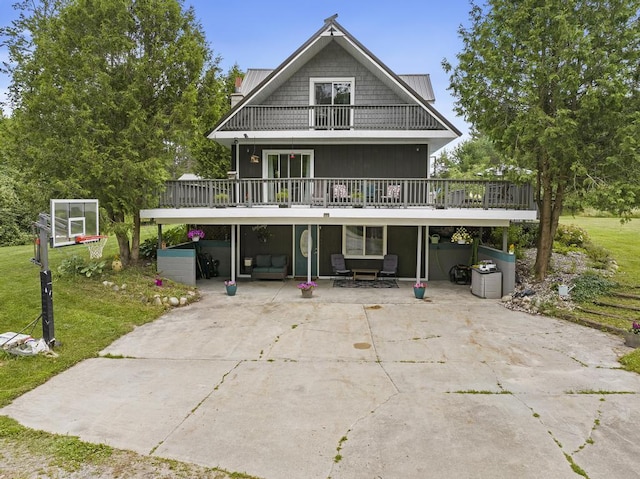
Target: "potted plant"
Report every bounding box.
[451,227,472,244]
[224,280,237,296]
[624,321,640,348]
[413,282,427,299]
[297,281,317,298]
[276,189,289,207]
[352,190,364,207]
[214,193,229,206]
[188,229,205,242]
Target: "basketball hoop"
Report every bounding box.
[75,235,108,259]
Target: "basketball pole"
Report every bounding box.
[33,213,55,347]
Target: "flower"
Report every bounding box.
[188,229,205,239]
[630,321,640,335]
[414,282,426,288]
[297,281,317,290]
[224,280,236,286]
[451,227,472,243]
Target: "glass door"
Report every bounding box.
[264,151,313,203]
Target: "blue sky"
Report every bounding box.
[0,0,473,149]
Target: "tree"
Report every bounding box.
[1,0,209,264]
[190,64,243,179]
[435,135,510,179]
[444,0,640,279]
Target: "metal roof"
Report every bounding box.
[398,75,435,103]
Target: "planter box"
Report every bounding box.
[624,332,640,348]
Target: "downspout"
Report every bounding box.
[231,224,236,282]
[424,225,429,281]
[307,224,312,283]
[415,225,423,284]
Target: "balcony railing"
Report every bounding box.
[158,178,536,210]
[219,105,445,131]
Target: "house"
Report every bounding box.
[140,15,537,290]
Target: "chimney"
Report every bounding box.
[230,76,244,108]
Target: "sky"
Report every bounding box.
[0,0,473,151]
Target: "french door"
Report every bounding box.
[264,150,313,203]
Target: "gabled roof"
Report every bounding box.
[209,16,461,139]
[239,69,436,104]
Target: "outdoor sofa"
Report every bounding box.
[251,254,289,280]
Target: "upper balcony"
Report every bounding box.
[157,178,536,211]
[217,105,446,131]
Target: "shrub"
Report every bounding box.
[57,255,106,278]
[139,225,188,260]
[555,224,589,248]
[488,223,538,254]
[57,255,87,277]
[570,272,617,302]
[584,242,611,269]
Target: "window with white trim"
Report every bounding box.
[310,77,354,129]
[343,225,386,259]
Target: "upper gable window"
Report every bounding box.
[310,77,354,130]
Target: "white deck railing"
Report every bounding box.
[219,105,444,131]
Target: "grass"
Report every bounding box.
[559,215,640,373]
[0,236,197,408]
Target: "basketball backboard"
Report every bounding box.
[50,199,99,247]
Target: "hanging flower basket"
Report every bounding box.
[188,229,205,242]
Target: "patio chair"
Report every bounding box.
[381,184,401,204]
[379,254,398,279]
[332,184,350,203]
[331,253,352,279]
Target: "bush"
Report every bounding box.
[584,242,612,269]
[488,223,538,255]
[570,272,617,302]
[57,255,106,278]
[555,224,589,248]
[139,225,188,260]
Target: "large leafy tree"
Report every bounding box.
[1,0,209,263]
[190,64,243,179]
[444,0,640,279]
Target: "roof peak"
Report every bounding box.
[323,14,338,24]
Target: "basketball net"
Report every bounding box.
[75,235,108,259]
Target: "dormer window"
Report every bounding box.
[310,77,354,129]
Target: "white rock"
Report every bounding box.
[179,297,188,306]
[153,296,163,306]
[169,297,179,306]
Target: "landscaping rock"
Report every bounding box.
[169,297,179,307]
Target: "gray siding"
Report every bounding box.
[235,144,429,179]
[265,42,405,107]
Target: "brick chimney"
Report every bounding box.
[230,76,244,108]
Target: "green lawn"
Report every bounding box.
[560,215,640,285]
[559,215,640,372]
[0,236,197,407]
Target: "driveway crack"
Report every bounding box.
[149,359,244,455]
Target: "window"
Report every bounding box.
[310,77,354,129]
[343,225,386,259]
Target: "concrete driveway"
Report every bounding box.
[2,280,640,479]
